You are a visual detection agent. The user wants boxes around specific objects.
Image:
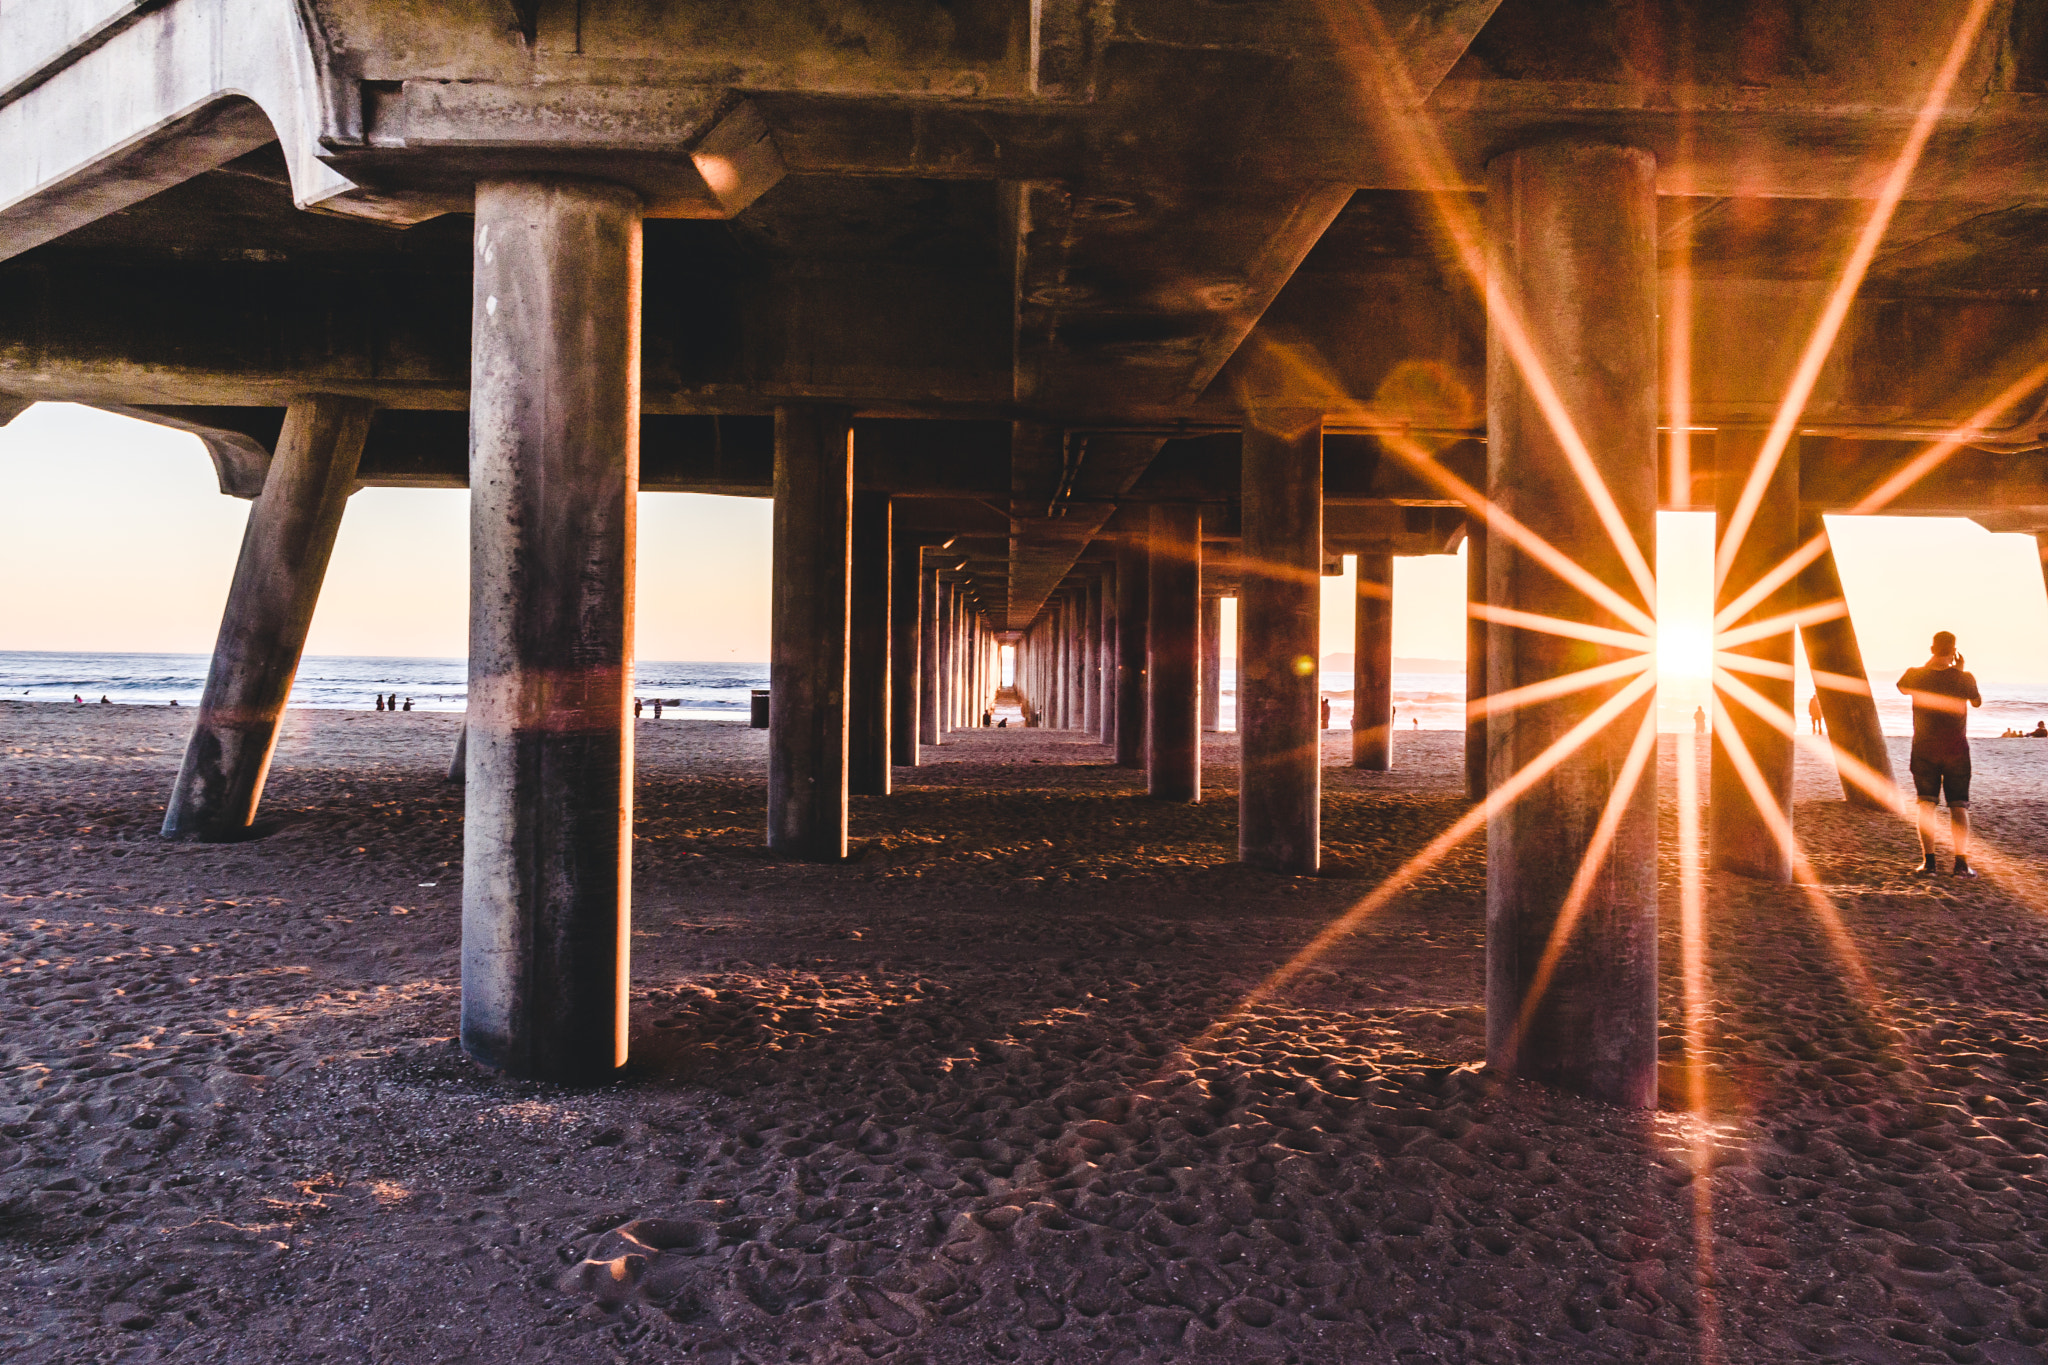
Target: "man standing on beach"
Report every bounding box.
[1898,631,1982,878]
[1808,693,1825,736]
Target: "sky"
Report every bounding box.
[2,402,2045,686]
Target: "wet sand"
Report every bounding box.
[5,701,2048,1363]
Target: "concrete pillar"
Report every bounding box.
[919,563,942,746]
[1795,510,1895,809]
[1115,538,1150,767]
[1100,564,1119,746]
[1201,596,1224,732]
[890,534,921,768]
[1239,411,1323,871]
[937,579,956,734]
[1083,577,1103,735]
[848,491,891,796]
[1465,518,1489,802]
[449,724,468,784]
[460,178,641,1083]
[1711,428,1797,880]
[161,394,374,840]
[1484,141,1660,1108]
[768,404,853,860]
[1147,504,1202,801]
[1353,552,1394,771]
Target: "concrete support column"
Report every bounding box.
[1353,552,1394,771]
[919,563,942,746]
[1147,504,1203,802]
[1484,141,1660,1108]
[890,534,922,768]
[460,179,641,1083]
[768,404,854,860]
[1711,428,1797,880]
[937,579,956,735]
[1796,511,1894,809]
[1083,577,1103,735]
[1239,411,1323,871]
[1201,596,1224,732]
[1100,564,1119,746]
[848,491,891,797]
[1115,538,1150,767]
[1465,518,1490,802]
[162,394,374,840]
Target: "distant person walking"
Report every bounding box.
[388,692,399,712]
[1694,705,1706,737]
[1809,693,1825,735]
[1319,696,1332,730]
[653,698,663,719]
[1898,631,1982,878]
[634,697,643,719]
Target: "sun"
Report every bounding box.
[1657,619,1714,680]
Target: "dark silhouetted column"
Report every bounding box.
[1353,552,1394,771]
[1712,427,1797,880]
[1201,596,1223,732]
[461,179,641,1083]
[1796,510,1894,809]
[1148,504,1202,801]
[1239,411,1322,871]
[919,561,941,747]
[1465,518,1489,802]
[1484,141,1660,1108]
[1100,563,1118,746]
[162,393,374,840]
[1115,538,1149,767]
[848,491,891,796]
[768,403,853,860]
[1083,576,1103,735]
[891,533,921,768]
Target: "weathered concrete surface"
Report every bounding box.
[161,393,373,840]
[1796,510,1897,811]
[920,562,941,747]
[1099,562,1118,747]
[847,490,891,797]
[460,179,641,1084]
[1083,576,1102,735]
[1115,538,1149,768]
[1484,142,1660,1110]
[1239,412,1322,872]
[1353,552,1394,771]
[889,532,921,768]
[1711,429,1797,882]
[768,404,853,860]
[1147,503,1202,803]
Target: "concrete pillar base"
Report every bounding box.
[1239,412,1322,871]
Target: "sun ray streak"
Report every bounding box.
[1467,655,1653,721]
[1714,599,1847,651]
[1507,708,1660,1052]
[1379,435,1659,635]
[1198,669,1660,1038]
[1714,0,1999,586]
[1470,602,1655,653]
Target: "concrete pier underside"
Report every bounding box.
[10,0,2048,1111]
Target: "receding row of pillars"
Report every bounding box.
[150,152,1919,1108]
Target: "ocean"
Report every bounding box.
[0,651,768,721]
[5,651,2046,736]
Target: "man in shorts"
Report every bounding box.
[1897,631,1982,877]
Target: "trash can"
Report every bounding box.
[750,689,770,728]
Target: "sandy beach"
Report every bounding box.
[5,701,2048,1363]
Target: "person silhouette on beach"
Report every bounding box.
[1319,697,1332,730]
[2034,721,2048,738]
[99,695,110,704]
[402,697,413,712]
[1809,693,1825,735]
[634,697,643,718]
[376,694,385,711]
[653,698,663,719]
[1694,705,1706,737]
[1898,630,1982,877]
[389,693,399,712]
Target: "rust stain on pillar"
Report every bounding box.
[1712,428,1797,880]
[1484,142,1660,1109]
[1353,552,1394,771]
[768,404,853,860]
[461,179,641,1084]
[162,393,374,840]
[1239,411,1323,872]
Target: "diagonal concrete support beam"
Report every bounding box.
[161,393,374,841]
